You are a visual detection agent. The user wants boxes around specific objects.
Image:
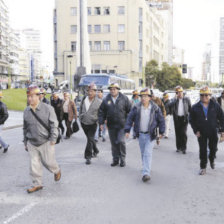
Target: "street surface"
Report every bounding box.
[1,116,224,224]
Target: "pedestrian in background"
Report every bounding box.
[0,91,9,153]
[169,86,191,154]
[95,89,106,142]
[162,93,172,138]
[79,83,102,165]
[51,92,64,135]
[99,83,131,167]
[23,85,61,193]
[217,90,224,112]
[190,86,224,175]
[125,88,165,182]
[63,92,77,139]
[39,88,50,104]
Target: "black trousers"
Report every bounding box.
[81,123,99,159]
[198,134,218,169]
[64,113,72,137]
[108,128,126,163]
[58,120,64,135]
[174,116,188,151]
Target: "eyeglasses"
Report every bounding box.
[200,94,209,97]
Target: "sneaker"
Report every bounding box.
[54,170,61,181]
[27,186,43,193]
[199,169,206,175]
[142,175,151,182]
[3,145,9,153]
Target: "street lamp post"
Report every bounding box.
[67,55,73,98]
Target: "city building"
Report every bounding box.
[54,0,169,88]
[201,44,212,82]
[0,0,10,88]
[220,17,224,83]
[172,46,185,76]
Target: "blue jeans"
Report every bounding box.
[138,133,155,177]
[0,125,8,148]
[95,124,106,140]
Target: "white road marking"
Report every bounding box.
[3,202,38,224]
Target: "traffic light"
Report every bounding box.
[182,64,187,74]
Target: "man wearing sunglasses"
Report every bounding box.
[190,86,224,175]
[169,86,191,154]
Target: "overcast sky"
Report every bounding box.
[5,0,224,81]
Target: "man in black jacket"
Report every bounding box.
[169,86,191,154]
[99,83,131,167]
[51,92,64,135]
[0,91,9,153]
[190,86,224,175]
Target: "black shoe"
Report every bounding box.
[111,161,119,167]
[176,149,181,152]
[86,159,91,165]
[92,151,99,158]
[120,161,126,167]
[182,149,186,154]
[142,175,151,182]
[210,161,215,169]
[102,138,106,142]
[3,145,9,153]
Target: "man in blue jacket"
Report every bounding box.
[125,88,165,182]
[190,86,224,175]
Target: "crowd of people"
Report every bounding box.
[1,83,224,193]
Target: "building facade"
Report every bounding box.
[220,17,224,83]
[54,0,169,87]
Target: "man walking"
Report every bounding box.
[190,86,224,175]
[24,85,61,193]
[169,86,191,154]
[162,93,172,138]
[99,83,131,167]
[79,83,102,165]
[39,88,50,104]
[51,92,64,135]
[0,91,9,153]
[125,88,165,182]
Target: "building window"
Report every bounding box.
[71,25,77,34]
[118,24,125,33]
[104,41,110,51]
[94,25,101,33]
[89,41,92,51]
[94,7,101,15]
[71,41,76,52]
[94,41,101,51]
[88,25,92,33]
[118,6,125,15]
[104,7,110,15]
[71,7,77,16]
[118,41,125,51]
[87,7,91,15]
[103,24,110,33]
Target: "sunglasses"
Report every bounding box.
[200,94,209,97]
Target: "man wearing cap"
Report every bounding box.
[99,83,131,167]
[162,93,172,138]
[79,83,102,165]
[190,86,224,175]
[24,85,61,193]
[169,86,191,154]
[125,88,165,182]
[131,90,140,107]
[39,88,50,104]
[0,91,9,153]
[51,92,64,135]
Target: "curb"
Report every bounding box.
[3,124,23,131]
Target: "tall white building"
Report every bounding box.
[54,0,169,87]
[202,44,212,82]
[220,17,224,82]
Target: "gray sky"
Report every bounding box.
[5,0,224,80]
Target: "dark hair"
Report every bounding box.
[97,89,103,93]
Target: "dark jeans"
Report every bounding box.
[81,123,99,159]
[174,116,188,151]
[64,113,72,137]
[108,128,126,163]
[58,120,64,135]
[198,134,218,169]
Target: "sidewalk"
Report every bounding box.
[3,110,23,130]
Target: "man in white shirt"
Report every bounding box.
[169,86,191,154]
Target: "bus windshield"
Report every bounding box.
[79,75,109,87]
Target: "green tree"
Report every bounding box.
[145,60,159,88]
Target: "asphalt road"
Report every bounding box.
[1,120,224,224]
